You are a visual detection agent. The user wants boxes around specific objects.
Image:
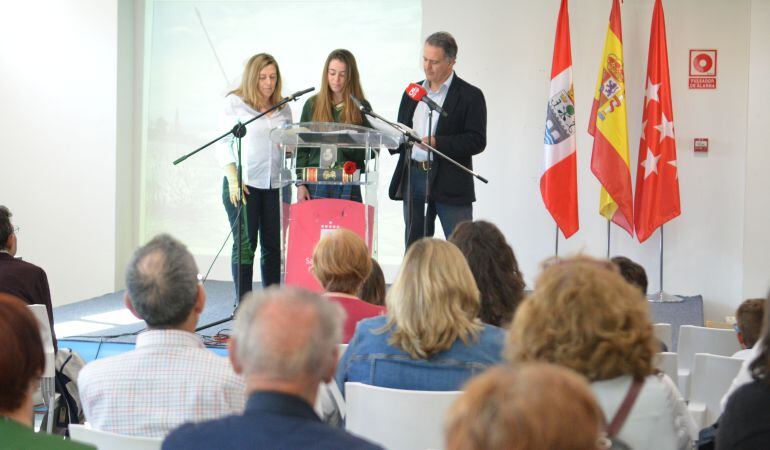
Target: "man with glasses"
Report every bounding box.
[0,205,57,347]
[78,234,245,437]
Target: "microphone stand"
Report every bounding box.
[424,108,433,239]
[173,87,314,332]
[355,101,488,247]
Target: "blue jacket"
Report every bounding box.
[163,392,382,450]
[335,316,504,396]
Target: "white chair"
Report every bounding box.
[677,325,741,398]
[687,353,743,428]
[654,352,678,383]
[653,323,673,351]
[69,424,162,450]
[27,304,55,434]
[345,382,461,450]
[338,343,348,359]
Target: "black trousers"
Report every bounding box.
[222,178,281,298]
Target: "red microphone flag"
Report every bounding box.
[406,83,427,101]
[633,0,681,242]
[541,0,579,238]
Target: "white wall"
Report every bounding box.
[1,0,767,319]
[0,1,119,306]
[743,0,770,300]
[423,0,752,321]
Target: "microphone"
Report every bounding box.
[405,83,448,117]
[349,94,371,113]
[288,87,315,100]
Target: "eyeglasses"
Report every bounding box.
[733,324,741,334]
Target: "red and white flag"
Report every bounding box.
[634,0,681,242]
[541,0,578,238]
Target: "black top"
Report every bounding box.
[389,73,487,205]
[163,391,383,450]
[716,380,770,450]
[0,252,57,350]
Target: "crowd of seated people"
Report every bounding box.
[7,213,770,449]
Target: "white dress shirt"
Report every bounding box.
[78,329,246,438]
[216,95,292,189]
[411,72,454,162]
[591,373,697,449]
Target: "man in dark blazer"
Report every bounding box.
[0,206,56,348]
[162,287,382,450]
[389,31,487,248]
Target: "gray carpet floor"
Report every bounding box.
[53,280,247,344]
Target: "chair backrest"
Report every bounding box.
[27,304,55,377]
[345,382,461,450]
[677,325,741,371]
[69,424,163,450]
[689,353,743,425]
[654,352,677,383]
[653,323,673,351]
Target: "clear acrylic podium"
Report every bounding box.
[270,122,401,291]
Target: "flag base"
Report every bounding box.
[647,290,683,303]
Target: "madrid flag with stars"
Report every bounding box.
[634,0,681,242]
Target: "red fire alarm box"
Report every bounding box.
[694,138,709,153]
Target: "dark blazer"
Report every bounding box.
[163,391,383,450]
[388,73,487,205]
[0,252,56,348]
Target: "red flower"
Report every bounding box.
[343,161,357,175]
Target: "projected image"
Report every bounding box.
[141,0,422,274]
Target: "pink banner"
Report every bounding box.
[285,199,374,292]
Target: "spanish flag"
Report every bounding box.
[588,0,634,235]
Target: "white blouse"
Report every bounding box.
[216,94,293,189]
[591,373,696,450]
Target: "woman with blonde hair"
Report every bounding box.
[445,364,605,450]
[335,238,504,396]
[217,53,292,296]
[312,229,385,343]
[506,256,695,450]
[297,49,372,203]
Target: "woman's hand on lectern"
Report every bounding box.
[297,185,311,202]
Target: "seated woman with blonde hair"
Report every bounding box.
[335,238,504,396]
[446,363,605,450]
[505,256,696,450]
[312,229,385,343]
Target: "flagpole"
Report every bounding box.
[650,224,681,302]
[606,220,611,258]
[554,224,560,257]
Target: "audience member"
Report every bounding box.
[611,255,669,351]
[717,291,770,449]
[733,298,765,359]
[0,206,57,349]
[445,363,604,450]
[0,294,93,449]
[449,220,525,327]
[506,256,695,450]
[163,288,382,450]
[312,229,385,342]
[358,258,386,307]
[77,234,245,437]
[336,238,504,396]
[611,255,648,295]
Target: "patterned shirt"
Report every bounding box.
[78,329,245,438]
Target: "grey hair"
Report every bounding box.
[233,287,345,381]
[125,233,199,327]
[425,31,458,60]
[0,206,12,251]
